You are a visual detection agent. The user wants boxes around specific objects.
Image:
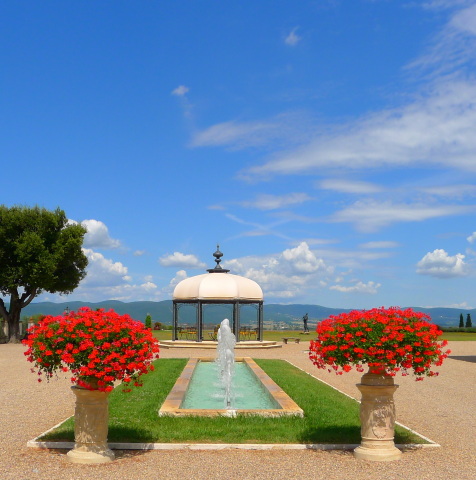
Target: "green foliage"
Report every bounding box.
[459,313,465,328]
[0,205,88,342]
[466,313,472,328]
[145,314,152,329]
[40,358,426,445]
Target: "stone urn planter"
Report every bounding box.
[22,307,160,465]
[353,368,402,461]
[66,384,115,464]
[308,307,451,462]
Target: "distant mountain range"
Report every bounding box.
[16,300,474,327]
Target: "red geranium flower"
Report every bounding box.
[23,307,160,392]
[308,307,450,380]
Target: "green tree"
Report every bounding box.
[145,313,152,329]
[466,313,472,328]
[459,313,465,328]
[0,206,88,343]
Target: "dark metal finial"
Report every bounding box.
[207,245,230,273]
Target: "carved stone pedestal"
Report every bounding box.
[66,386,115,464]
[354,370,402,462]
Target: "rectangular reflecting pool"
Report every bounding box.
[158,357,304,417]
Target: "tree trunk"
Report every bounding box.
[0,291,35,344]
[7,307,21,343]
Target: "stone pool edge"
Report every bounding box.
[158,356,304,418]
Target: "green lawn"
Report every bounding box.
[440,331,476,341]
[153,329,311,342]
[40,358,426,445]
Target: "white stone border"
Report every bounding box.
[287,359,440,447]
[27,440,440,451]
[27,359,440,451]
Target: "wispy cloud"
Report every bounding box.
[225,213,291,240]
[329,200,475,232]
[318,179,382,194]
[171,85,189,96]
[171,85,193,119]
[190,112,314,151]
[240,193,312,210]
[284,27,301,46]
[419,184,476,197]
[359,241,400,249]
[408,3,476,76]
[242,79,476,178]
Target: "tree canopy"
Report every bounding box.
[0,205,88,342]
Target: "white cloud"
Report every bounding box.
[285,28,301,46]
[46,249,162,302]
[240,193,312,210]
[281,242,328,274]
[81,220,121,249]
[133,250,147,256]
[81,248,129,287]
[170,270,188,286]
[223,242,333,299]
[330,281,381,294]
[161,270,188,297]
[416,248,469,278]
[318,179,382,194]
[171,85,189,96]
[467,232,476,243]
[159,252,206,269]
[330,199,474,232]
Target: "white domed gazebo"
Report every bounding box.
[172,246,264,342]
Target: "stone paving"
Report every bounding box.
[0,341,475,480]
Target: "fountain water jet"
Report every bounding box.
[216,319,236,408]
[158,319,304,417]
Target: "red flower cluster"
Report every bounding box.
[23,307,160,392]
[308,307,450,380]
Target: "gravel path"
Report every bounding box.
[1,341,475,480]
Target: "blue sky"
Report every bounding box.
[2,1,476,309]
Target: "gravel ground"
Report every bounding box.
[1,341,475,480]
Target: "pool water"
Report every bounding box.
[180,361,281,410]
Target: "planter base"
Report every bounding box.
[68,386,115,464]
[67,445,115,464]
[355,370,402,462]
[354,443,402,462]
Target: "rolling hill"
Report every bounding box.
[15,300,474,328]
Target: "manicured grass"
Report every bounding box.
[440,331,476,341]
[39,358,425,445]
[152,330,312,342]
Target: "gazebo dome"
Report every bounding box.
[171,246,265,343]
[173,272,263,301]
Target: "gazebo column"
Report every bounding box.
[258,302,263,341]
[197,301,203,342]
[233,301,240,341]
[172,302,178,341]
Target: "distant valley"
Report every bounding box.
[17,300,473,328]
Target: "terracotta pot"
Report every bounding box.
[353,367,402,461]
